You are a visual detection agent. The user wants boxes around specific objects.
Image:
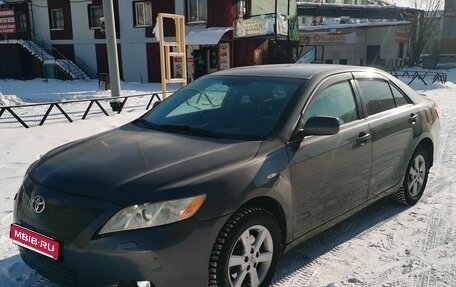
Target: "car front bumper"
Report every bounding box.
[18,213,230,287]
[14,177,230,287]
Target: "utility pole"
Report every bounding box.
[274,0,278,63]
[102,0,121,107]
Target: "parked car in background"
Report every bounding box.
[11,65,440,287]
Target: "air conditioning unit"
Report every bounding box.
[99,17,105,32]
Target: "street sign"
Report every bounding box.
[0,8,16,34]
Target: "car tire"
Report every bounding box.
[208,207,282,287]
[394,147,430,205]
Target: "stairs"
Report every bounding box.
[268,38,299,64]
[295,46,316,64]
[16,39,90,80]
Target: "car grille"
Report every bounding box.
[20,247,78,287]
[16,176,104,244]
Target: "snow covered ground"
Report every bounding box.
[0,71,455,286]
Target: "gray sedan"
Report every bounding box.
[12,64,440,287]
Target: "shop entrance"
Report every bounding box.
[193,46,218,79]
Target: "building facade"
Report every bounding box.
[299,22,410,69]
[1,0,300,82]
[297,1,415,69]
[440,0,456,55]
[1,0,418,81]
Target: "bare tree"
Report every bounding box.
[408,0,443,65]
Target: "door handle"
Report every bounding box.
[409,113,418,124]
[356,132,371,145]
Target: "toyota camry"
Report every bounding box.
[11,64,440,287]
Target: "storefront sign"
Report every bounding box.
[0,9,16,34]
[235,14,288,38]
[300,32,357,45]
[173,57,183,79]
[395,32,410,43]
[218,43,230,70]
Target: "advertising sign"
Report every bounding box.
[300,32,357,45]
[251,0,289,16]
[235,14,288,38]
[0,9,16,34]
[395,32,410,43]
[218,43,230,70]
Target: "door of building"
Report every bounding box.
[366,45,381,66]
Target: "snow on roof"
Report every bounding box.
[300,20,411,31]
[297,2,416,10]
[186,26,233,45]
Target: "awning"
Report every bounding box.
[186,27,233,46]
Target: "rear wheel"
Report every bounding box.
[394,147,430,205]
[208,207,282,287]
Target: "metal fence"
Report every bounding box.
[0,92,164,129]
[389,70,448,86]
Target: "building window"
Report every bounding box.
[89,5,104,29]
[237,0,246,18]
[50,8,64,30]
[16,11,27,32]
[134,1,152,27]
[187,0,207,23]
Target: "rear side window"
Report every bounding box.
[390,84,409,107]
[303,81,358,125]
[358,79,395,116]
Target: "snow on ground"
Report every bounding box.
[0,78,168,103]
[0,70,455,286]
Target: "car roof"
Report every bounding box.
[211,64,381,79]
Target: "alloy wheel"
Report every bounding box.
[408,154,426,197]
[227,225,274,287]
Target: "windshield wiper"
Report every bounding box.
[132,118,157,130]
[159,124,222,138]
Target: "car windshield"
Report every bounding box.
[136,75,306,140]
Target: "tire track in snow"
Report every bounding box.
[272,199,405,287]
[411,95,456,287]
[415,183,456,287]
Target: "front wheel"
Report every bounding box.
[394,147,430,205]
[208,207,282,287]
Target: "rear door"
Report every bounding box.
[353,72,422,198]
[288,73,372,237]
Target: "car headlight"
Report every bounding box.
[99,194,206,234]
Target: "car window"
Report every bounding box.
[302,81,358,125]
[390,83,410,107]
[141,76,305,140]
[168,83,228,117]
[358,79,395,116]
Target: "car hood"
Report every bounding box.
[29,124,261,202]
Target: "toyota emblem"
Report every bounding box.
[32,196,46,214]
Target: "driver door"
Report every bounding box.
[288,73,372,238]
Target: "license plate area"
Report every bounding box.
[10,224,60,260]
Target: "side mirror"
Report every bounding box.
[293,116,340,141]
